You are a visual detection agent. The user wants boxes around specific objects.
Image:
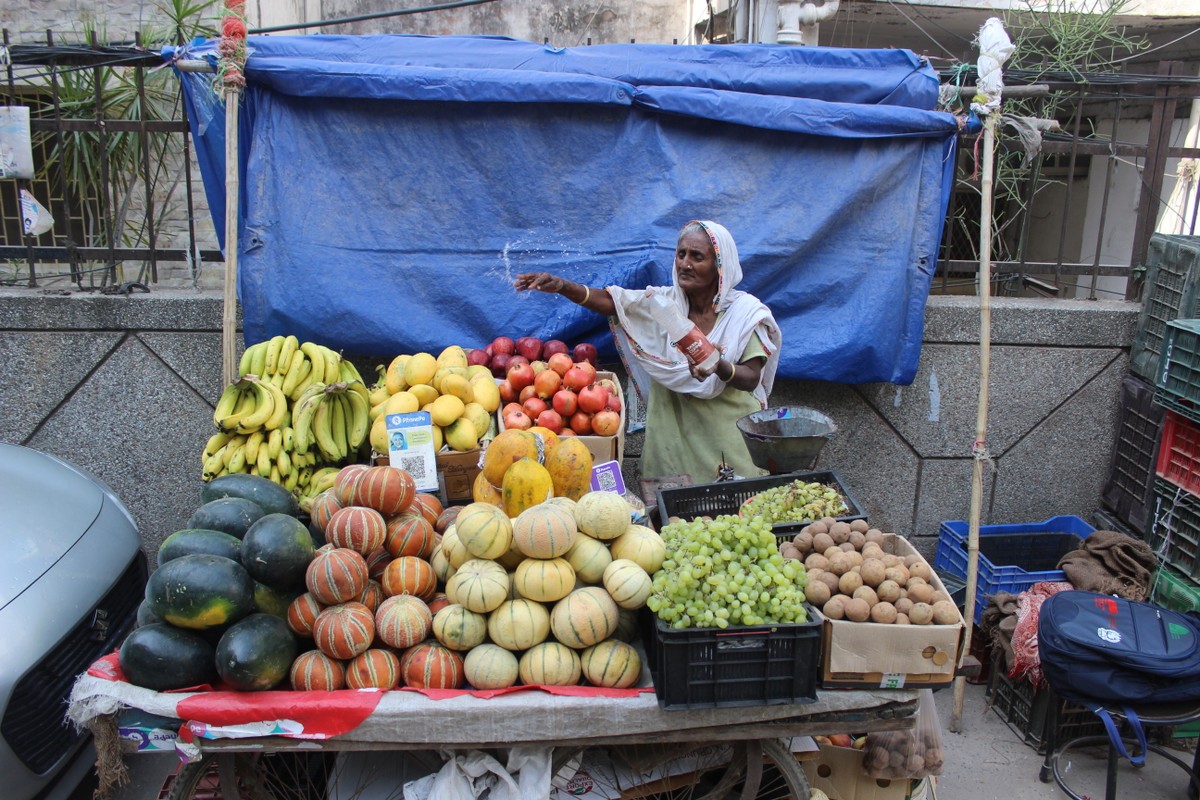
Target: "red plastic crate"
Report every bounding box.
[1156,411,1200,495]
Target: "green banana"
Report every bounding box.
[322,347,341,390]
[312,394,340,461]
[343,384,370,451]
[301,342,326,385]
[291,383,327,455]
[249,341,269,378]
[264,335,286,375]
[234,377,275,434]
[339,358,364,385]
[238,343,259,377]
[277,335,299,376]
[280,350,309,398]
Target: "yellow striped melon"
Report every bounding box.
[487,598,550,651]
[463,643,519,690]
[495,537,526,571]
[545,496,577,517]
[513,557,576,603]
[550,587,619,649]
[512,504,577,558]
[440,527,473,569]
[614,608,639,643]
[518,641,582,687]
[431,603,488,651]
[580,639,641,688]
[565,534,612,585]
[446,559,510,613]
[502,458,554,518]
[602,559,653,610]
[609,525,666,574]
[455,502,513,560]
[574,491,631,540]
[430,545,456,585]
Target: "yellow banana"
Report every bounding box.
[215,384,257,433]
[343,384,370,451]
[227,444,248,474]
[332,392,350,460]
[277,449,292,478]
[339,358,365,385]
[322,347,341,390]
[257,444,273,478]
[212,383,244,431]
[297,466,312,488]
[202,448,226,480]
[312,394,340,461]
[311,467,341,495]
[277,335,299,376]
[283,467,299,492]
[244,431,265,464]
[269,371,286,390]
[235,377,275,434]
[264,335,286,375]
[282,426,296,454]
[238,342,264,377]
[249,341,269,378]
[267,428,282,460]
[300,343,326,385]
[369,384,390,407]
[280,350,309,398]
[270,465,282,485]
[291,383,327,454]
[221,435,246,466]
[262,378,290,431]
[203,431,232,460]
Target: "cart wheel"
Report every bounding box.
[166,749,446,800]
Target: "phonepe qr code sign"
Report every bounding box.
[590,460,626,494]
[386,412,438,493]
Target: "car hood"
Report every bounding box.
[0,444,104,608]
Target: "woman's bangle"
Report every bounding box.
[580,285,591,306]
[719,360,735,382]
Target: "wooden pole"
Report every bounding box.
[221,89,240,387]
[950,112,997,732]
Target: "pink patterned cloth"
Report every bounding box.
[1008,581,1074,688]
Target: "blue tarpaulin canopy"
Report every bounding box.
[168,34,958,384]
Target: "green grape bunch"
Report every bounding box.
[647,514,809,630]
[739,480,849,525]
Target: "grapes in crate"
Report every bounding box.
[647,515,808,629]
[739,479,848,525]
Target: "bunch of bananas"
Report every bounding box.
[204,336,372,510]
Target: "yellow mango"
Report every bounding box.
[470,376,501,413]
[463,402,492,439]
[430,394,466,427]
[408,383,439,407]
[437,345,469,369]
[403,352,437,386]
[440,373,474,405]
[385,354,411,394]
[384,391,420,415]
[445,417,480,452]
[370,413,390,453]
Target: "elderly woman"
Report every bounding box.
[514,220,782,481]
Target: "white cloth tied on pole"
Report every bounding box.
[971,17,1015,117]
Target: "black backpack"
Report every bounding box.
[1038,590,1200,764]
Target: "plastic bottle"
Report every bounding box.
[645,291,721,373]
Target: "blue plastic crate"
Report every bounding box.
[933,516,1094,623]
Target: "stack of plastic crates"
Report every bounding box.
[985,651,1107,754]
[1129,234,1200,382]
[1099,375,1164,534]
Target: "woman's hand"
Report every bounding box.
[690,357,726,382]
[514,272,565,294]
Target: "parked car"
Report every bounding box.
[0,443,146,800]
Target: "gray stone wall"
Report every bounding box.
[0,288,1138,563]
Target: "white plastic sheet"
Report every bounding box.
[972,18,1015,117]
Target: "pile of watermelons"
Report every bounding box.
[121,474,317,691]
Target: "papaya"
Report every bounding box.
[482,429,542,487]
[501,457,554,518]
[472,471,503,507]
[544,437,593,501]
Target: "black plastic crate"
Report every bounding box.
[986,651,1106,754]
[1154,319,1200,423]
[649,611,822,710]
[1092,507,1139,538]
[1150,478,1200,579]
[655,470,865,537]
[1100,374,1164,534]
[1130,234,1200,383]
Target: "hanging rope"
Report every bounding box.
[215,0,248,94]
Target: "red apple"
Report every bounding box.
[515,337,543,362]
[535,409,564,434]
[552,388,578,417]
[519,384,538,403]
[572,342,599,365]
[605,391,622,412]
[563,365,592,392]
[534,369,562,399]
[543,339,569,358]
[523,396,549,418]
[503,409,532,430]
[498,379,517,403]
[507,363,536,392]
[490,352,511,378]
[491,336,516,356]
[547,352,574,377]
[569,411,593,435]
[578,384,608,414]
[592,409,620,436]
[502,402,525,418]
[467,348,490,367]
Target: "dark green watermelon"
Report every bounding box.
[119,623,216,691]
[254,581,301,618]
[241,513,316,591]
[187,497,265,539]
[215,613,297,691]
[158,529,242,567]
[146,553,256,630]
[136,599,165,628]
[201,474,299,517]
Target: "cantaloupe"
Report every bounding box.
[518,641,581,687]
[374,594,431,649]
[464,643,519,690]
[550,587,619,649]
[608,525,666,574]
[431,603,488,651]
[574,491,630,540]
[602,559,653,610]
[513,557,576,603]
[400,642,464,689]
[502,458,554,518]
[565,534,612,585]
[454,503,513,560]
[446,558,510,613]
[580,639,641,689]
[487,598,551,651]
[512,503,577,558]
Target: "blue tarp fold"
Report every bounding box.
[169,34,958,384]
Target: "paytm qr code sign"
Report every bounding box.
[589,460,626,494]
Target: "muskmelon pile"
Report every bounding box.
[287,463,661,692]
[784,519,958,626]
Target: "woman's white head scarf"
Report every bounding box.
[608,220,782,416]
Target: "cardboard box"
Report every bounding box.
[801,745,930,800]
[820,534,966,689]
[498,370,625,466]
[373,449,482,505]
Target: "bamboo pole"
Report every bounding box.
[221,89,240,387]
[950,112,997,733]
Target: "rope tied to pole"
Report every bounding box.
[215,0,248,94]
